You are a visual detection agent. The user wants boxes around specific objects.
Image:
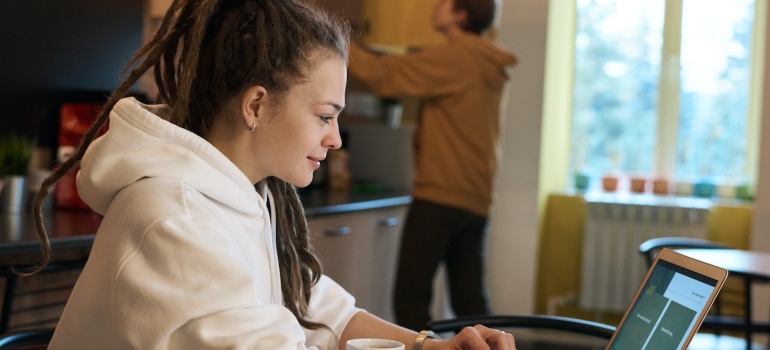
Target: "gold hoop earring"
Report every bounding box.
[249,123,257,132]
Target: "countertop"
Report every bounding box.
[0,188,412,263]
[300,187,411,217]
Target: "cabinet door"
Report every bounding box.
[361,0,445,48]
[308,205,407,322]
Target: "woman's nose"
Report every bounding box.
[324,127,342,149]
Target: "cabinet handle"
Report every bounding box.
[378,217,399,227]
[325,226,351,237]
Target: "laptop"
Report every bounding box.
[605,248,729,350]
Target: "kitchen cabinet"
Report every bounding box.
[313,0,445,49]
[145,0,444,49]
[361,0,444,49]
[308,205,408,322]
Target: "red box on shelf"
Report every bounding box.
[55,103,108,210]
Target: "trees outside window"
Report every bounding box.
[570,0,757,190]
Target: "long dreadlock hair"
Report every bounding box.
[31,0,350,332]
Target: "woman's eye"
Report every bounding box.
[320,116,333,124]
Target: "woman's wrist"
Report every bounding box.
[413,330,442,350]
[419,338,445,350]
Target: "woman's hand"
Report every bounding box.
[425,325,515,350]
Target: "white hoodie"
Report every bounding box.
[49,98,361,349]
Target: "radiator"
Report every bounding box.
[578,193,711,313]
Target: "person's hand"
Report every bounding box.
[425,324,515,350]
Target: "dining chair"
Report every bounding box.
[428,314,615,349]
[0,328,54,350]
[639,237,731,267]
[639,237,738,317]
[639,237,761,350]
[0,259,86,334]
[429,314,767,350]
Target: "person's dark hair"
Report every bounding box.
[31,0,350,333]
[453,0,496,34]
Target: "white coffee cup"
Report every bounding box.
[346,338,405,350]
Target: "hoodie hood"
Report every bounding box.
[77,97,262,217]
[454,32,518,89]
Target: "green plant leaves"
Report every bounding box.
[0,135,37,176]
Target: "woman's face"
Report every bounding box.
[252,54,346,187]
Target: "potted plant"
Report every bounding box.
[0,134,36,212]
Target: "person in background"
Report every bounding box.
[29,0,515,349]
[347,0,518,331]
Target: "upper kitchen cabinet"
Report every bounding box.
[314,0,445,49]
[146,0,445,49]
[362,0,445,49]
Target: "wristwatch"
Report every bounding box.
[413,330,441,350]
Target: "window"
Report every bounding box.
[569,0,761,191]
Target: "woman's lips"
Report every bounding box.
[308,157,323,170]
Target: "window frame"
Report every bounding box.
[539,0,767,193]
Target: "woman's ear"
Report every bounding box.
[241,85,268,129]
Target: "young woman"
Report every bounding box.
[31,0,515,349]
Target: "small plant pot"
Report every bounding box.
[736,184,753,200]
[652,178,670,195]
[602,175,619,192]
[630,177,648,193]
[573,173,590,191]
[675,180,693,196]
[716,183,736,199]
[693,181,715,198]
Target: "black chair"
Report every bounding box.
[640,237,736,315]
[639,237,731,267]
[428,314,616,348]
[428,314,767,350]
[0,259,86,334]
[0,328,54,350]
[639,237,761,350]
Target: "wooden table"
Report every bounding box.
[676,248,770,349]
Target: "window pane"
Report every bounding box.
[676,0,755,181]
[571,0,665,178]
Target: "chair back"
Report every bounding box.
[428,314,615,340]
[0,328,54,350]
[0,259,87,334]
[639,237,730,267]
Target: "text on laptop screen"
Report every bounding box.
[609,260,718,350]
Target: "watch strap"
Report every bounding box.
[413,330,441,350]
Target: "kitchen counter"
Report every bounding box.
[0,188,412,265]
[300,187,411,217]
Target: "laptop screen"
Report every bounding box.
[607,259,718,349]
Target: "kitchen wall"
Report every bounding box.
[0,0,143,91]
[485,0,548,314]
[0,0,144,152]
